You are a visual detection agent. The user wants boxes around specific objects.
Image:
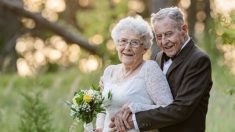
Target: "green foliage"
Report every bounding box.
[216,11,235,45]
[226,87,235,96]
[19,92,54,132]
[211,11,235,95]
[221,29,235,44]
[108,90,112,100]
[91,84,100,91]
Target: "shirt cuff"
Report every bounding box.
[132,114,139,130]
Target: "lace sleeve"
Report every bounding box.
[99,65,113,90]
[95,65,113,129]
[96,113,105,129]
[101,65,113,81]
[129,61,173,113]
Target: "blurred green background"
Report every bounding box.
[0,0,235,131]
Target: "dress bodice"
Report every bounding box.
[102,61,153,115]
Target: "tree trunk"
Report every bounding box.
[0,0,22,72]
[187,0,197,40]
[202,0,218,59]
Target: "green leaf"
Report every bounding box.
[91,84,100,91]
[108,90,112,100]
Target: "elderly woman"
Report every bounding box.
[95,16,173,132]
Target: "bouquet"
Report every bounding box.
[67,85,105,132]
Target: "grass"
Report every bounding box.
[206,59,235,132]
[0,68,103,132]
[0,62,235,131]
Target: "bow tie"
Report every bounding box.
[164,55,174,61]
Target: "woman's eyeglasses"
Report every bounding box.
[117,39,143,48]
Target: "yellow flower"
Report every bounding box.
[83,94,92,103]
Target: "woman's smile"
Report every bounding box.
[122,52,134,57]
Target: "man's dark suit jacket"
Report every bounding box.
[135,39,213,132]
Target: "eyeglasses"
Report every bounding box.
[117,39,143,48]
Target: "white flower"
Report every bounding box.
[81,103,91,112]
[67,85,105,123]
[88,89,94,95]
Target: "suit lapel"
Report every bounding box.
[165,57,183,77]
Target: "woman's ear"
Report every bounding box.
[115,44,119,50]
[143,48,148,54]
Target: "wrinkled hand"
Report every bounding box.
[94,128,102,132]
[109,111,126,132]
[110,104,133,132]
[109,117,117,132]
[120,104,132,129]
[114,110,126,132]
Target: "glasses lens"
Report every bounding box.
[130,40,141,47]
[118,39,142,47]
[119,39,127,46]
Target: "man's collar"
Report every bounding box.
[180,37,190,52]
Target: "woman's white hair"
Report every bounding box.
[111,15,153,49]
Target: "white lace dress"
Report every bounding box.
[96,60,173,132]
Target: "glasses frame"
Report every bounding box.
[117,39,143,48]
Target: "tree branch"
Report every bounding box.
[0,0,101,56]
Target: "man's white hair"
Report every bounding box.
[151,7,185,32]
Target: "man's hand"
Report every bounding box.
[120,104,132,129]
[109,104,134,132]
[126,114,134,129]
[114,109,127,132]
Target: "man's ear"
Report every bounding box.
[181,24,188,34]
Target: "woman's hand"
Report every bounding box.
[109,117,118,132]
